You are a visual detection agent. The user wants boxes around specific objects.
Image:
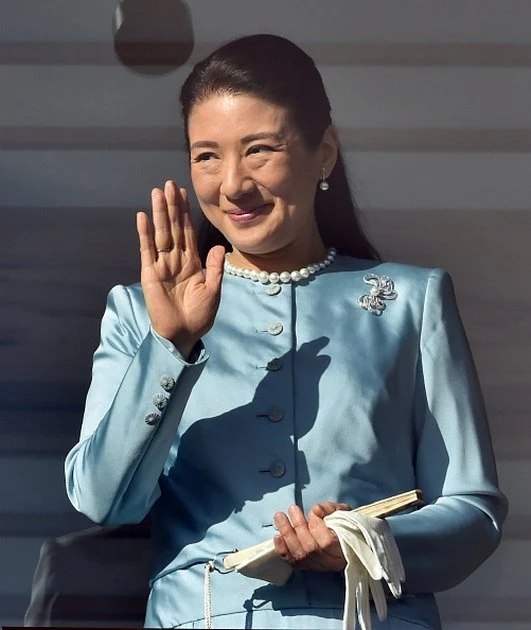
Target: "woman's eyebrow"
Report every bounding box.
[240,132,285,144]
[190,132,285,151]
[190,140,218,151]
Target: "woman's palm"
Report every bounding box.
[137,181,225,358]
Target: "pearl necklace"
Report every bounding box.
[224,247,337,284]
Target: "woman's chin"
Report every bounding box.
[220,226,283,257]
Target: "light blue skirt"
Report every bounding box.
[168,607,440,629]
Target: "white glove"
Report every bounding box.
[324,511,405,630]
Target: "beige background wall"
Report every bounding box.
[1,1,530,627]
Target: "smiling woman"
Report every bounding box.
[188,92,335,266]
[64,34,507,630]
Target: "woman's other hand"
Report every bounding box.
[273,502,350,571]
[137,180,225,358]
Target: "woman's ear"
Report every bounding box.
[319,124,339,175]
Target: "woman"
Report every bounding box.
[65,34,507,629]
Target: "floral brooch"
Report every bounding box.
[358,274,397,316]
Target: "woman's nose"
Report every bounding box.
[220,160,256,199]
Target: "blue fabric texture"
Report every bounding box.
[65,256,508,629]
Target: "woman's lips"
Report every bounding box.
[226,204,272,223]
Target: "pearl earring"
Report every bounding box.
[319,167,329,191]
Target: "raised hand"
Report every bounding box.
[136,180,225,358]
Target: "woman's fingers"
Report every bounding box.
[148,182,203,276]
[138,182,222,348]
[164,180,183,253]
[204,245,225,293]
[178,187,199,256]
[137,211,156,268]
[274,506,321,563]
[164,182,200,261]
[309,501,350,519]
[308,510,345,560]
[273,504,347,572]
[273,509,307,563]
[152,186,173,253]
[308,502,349,566]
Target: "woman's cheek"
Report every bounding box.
[192,173,219,203]
[255,166,293,196]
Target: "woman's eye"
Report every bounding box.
[247,145,273,156]
[194,152,216,162]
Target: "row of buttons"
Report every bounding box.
[263,286,286,476]
[144,374,175,426]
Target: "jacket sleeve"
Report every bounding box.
[387,269,508,593]
[65,284,208,524]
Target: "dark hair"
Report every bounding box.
[180,34,380,262]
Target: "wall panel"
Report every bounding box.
[4,151,531,210]
[3,66,531,129]
[3,0,531,44]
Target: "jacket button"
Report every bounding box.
[153,393,169,411]
[267,322,284,336]
[266,358,283,371]
[160,375,175,392]
[266,284,282,296]
[270,461,286,478]
[267,408,284,422]
[144,412,161,426]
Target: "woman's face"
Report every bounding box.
[188,92,335,266]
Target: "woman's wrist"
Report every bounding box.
[169,334,201,362]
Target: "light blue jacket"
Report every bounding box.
[65,256,508,629]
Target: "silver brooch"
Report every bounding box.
[358,274,397,316]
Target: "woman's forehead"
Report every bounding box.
[188,93,293,141]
